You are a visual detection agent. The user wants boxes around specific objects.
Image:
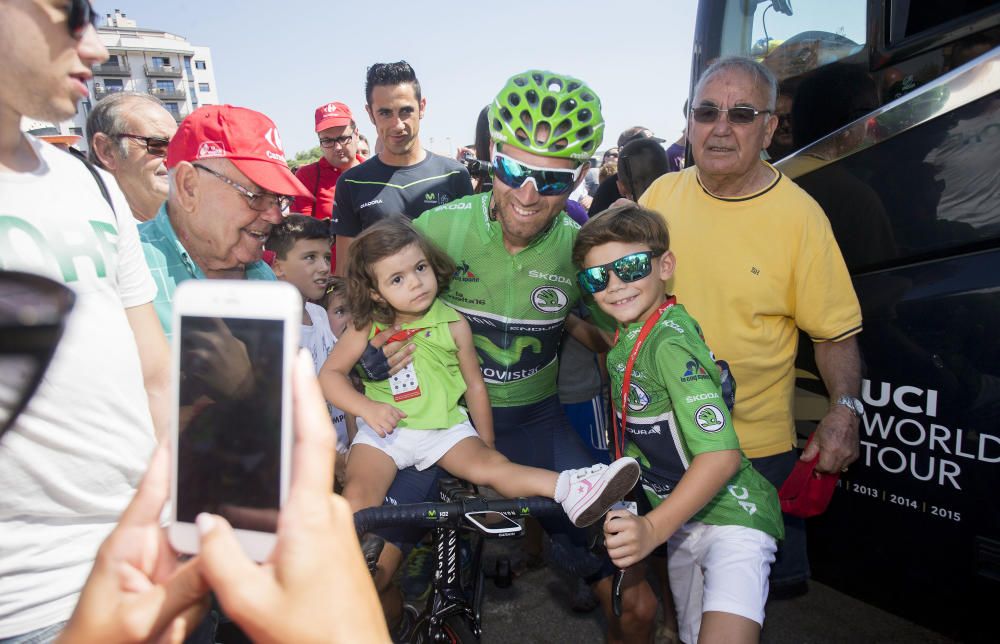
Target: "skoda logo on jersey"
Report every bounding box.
[695,404,726,433]
[627,384,649,412]
[530,286,568,313]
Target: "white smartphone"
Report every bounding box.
[463,511,523,536]
[168,279,301,562]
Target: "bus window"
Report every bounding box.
[887,0,1000,46]
[737,1,868,80]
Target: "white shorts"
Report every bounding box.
[666,521,778,644]
[350,417,479,471]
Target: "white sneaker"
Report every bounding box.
[561,457,641,528]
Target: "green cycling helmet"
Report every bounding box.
[489,70,605,162]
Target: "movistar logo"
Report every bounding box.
[473,335,542,365]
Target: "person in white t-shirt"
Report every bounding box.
[0,2,171,640]
[267,215,350,453]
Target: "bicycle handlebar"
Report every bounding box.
[354,496,562,535]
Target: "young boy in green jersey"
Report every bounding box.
[572,203,784,644]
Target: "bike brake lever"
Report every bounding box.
[612,569,625,617]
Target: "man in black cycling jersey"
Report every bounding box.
[368,70,656,642]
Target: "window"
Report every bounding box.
[741,0,868,81]
[887,0,1000,45]
[70,127,83,136]
[165,103,181,116]
[156,79,174,91]
[199,83,210,92]
[195,60,207,70]
[104,78,124,91]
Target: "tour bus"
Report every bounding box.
[689,1,1000,640]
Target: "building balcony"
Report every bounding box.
[148,86,187,101]
[92,61,131,76]
[144,64,182,78]
[93,86,126,101]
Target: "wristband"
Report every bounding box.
[357,342,390,381]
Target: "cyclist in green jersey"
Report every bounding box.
[573,203,784,644]
[367,70,659,642]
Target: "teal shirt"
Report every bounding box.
[138,205,275,337]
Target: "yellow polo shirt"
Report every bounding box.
[640,165,862,458]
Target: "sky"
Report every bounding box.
[96,0,699,157]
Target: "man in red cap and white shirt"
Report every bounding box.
[291,101,364,220]
[139,104,313,336]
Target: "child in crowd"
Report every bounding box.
[319,217,640,527]
[572,204,784,644]
[320,276,351,340]
[266,215,349,453]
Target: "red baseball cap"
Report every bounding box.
[314,101,354,132]
[167,104,312,199]
[778,435,841,518]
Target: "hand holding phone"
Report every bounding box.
[196,350,389,643]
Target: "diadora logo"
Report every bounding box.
[530,285,568,313]
[263,127,283,152]
[681,360,710,382]
[528,270,572,285]
[197,141,226,158]
[359,198,383,209]
[452,260,480,283]
[695,404,726,433]
[627,383,650,412]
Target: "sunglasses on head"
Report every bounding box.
[691,105,771,125]
[577,251,659,294]
[68,0,99,39]
[492,152,585,196]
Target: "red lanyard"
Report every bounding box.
[374,326,427,344]
[610,297,675,460]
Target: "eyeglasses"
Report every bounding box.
[0,271,75,441]
[68,0,99,39]
[604,150,619,159]
[192,164,293,212]
[691,105,772,125]
[118,133,170,157]
[577,251,659,294]
[492,152,585,196]
[318,131,356,148]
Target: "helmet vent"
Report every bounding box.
[513,76,528,87]
[582,140,595,152]
[531,72,544,85]
[508,93,521,107]
[579,126,593,139]
[520,110,533,129]
[560,98,577,114]
[492,118,502,132]
[578,108,592,122]
[581,92,594,102]
[500,107,513,123]
[546,78,563,92]
[541,96,556,118]
[568,81,580,92]
[514,128,530,145]
[525,89,538,106]
[551,138,568,151]
[553,119,571,138]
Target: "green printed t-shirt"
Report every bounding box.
[608,302,784,539]
[363,299,469,430]
[414,191,589,407]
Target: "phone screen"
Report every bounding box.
[176,315,285,531]
[467,511,521,532]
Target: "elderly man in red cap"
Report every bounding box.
[138,104,313,336]
[291,101,365,221]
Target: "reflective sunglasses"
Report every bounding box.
[192,164,293,212]
[691,105,772,125]
[577,251,659,294]
[318,131,355,148]
[118,133,170,157]
[68,0,99,39]
[492,152,585,196]
[0,272,75,441]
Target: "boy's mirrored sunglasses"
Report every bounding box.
[577,251,660,294]
[492,152,585,196]
[691,105,771,125]
[69,0,99,39]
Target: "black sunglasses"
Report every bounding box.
[68,0,99,39]
[0,272,76,441]
[691,105,772,125]
[118,133,170,157]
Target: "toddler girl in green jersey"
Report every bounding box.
[319,217,640,529]
[572,203,784,644]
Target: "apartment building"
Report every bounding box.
[23,9,219,150]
